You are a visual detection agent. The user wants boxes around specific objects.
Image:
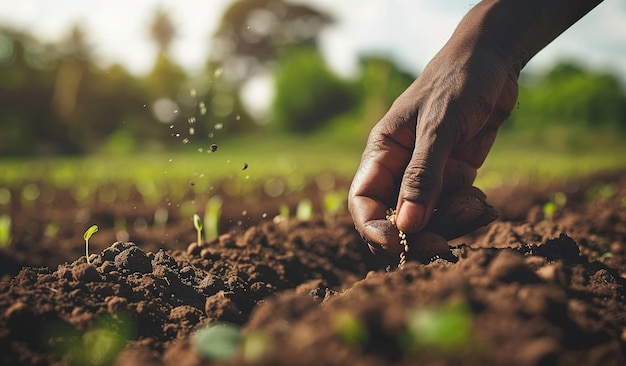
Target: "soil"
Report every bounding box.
[1,170,625,365]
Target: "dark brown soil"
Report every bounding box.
[1,171,625,365]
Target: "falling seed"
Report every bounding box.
[183,138,190,144]
[199,102,207,115]
[189,127,195,135]
[197,148,203,152]
[235,115,241,120]
[188,117,196,124]
[214,123,223,130]
[190,181,195,186]
[169,125,174,129]
[190,89,197,97]
[210,144,218,152]
[242,163,248,170]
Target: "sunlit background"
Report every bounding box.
[0,0,625,186]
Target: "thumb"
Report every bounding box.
[395,128,453,233]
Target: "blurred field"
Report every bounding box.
[1,128,625,197]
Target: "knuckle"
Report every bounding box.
[401,160,441,200]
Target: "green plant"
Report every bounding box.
[0,214,11,247]
[585,182,617,202]
[193,322,242,361]
[50,314,134,366]
[192,323,272,363]
[273,203,290,232]
[332,311,368,348]
[193,213,203,247]
[83,225,99,264]
[542,191,567,221]
[296,198,313,221]
[204,196,223,242]
[403,300,474,352]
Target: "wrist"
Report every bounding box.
[448,0,603,73]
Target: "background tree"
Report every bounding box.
[207,0,333,130]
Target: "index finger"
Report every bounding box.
[349,129,412,253]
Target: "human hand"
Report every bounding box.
[349,43,518,257]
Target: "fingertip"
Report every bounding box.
[396,201,425,233]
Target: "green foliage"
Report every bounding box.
[271,47,356,133]
[50,314,134,366]
[204,196,223,242]
[585,182,617,202]
[193,322,242,361]
[296,198,313,221]
[332,312,369,348]
[193,322,272,362]
[83,224,99,264]
[542,191,567,221]
[323,191,346,221]
[0,214,11,247]
[512,61,626,132]
[403,301,473,352]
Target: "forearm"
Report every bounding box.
[445,0,603,72]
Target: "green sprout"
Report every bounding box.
[296,198,313,222]
[204,196,223,243]
[274,204,290,232]
[403,300,474,353]
[44,223,60,239]
[193,213,203,247]
[83,225,99,264]
[51,314,134,366]
[0,214,11,248]
[192,323,272,363]
[193,322,242,361]
[332,311,368,348]
[322,191,346,224]
[542,191,567,222]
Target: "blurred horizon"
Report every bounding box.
[0,0,625,160]
[0,0,624,81]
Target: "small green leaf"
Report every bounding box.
[193,323,242,361]
[193,213,203,231]
[84,225,99,241]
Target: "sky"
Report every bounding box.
[0,0,625,82]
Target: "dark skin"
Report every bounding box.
[349,0,604,256]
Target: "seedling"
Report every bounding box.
[51,313,134,366]
[0,214,11,247]
[403,300,473,352]
[204,196,223,242]
[273,204,290,232]
[193,322,272,362]
[193,213,203,247]
[193,322,242,361]
[296,198,313,221]
[84,225,99,264]
[332,311,368,348]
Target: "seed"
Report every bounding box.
[209,144,218,152]
[386,208,408,269]
[242,163,248,170]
